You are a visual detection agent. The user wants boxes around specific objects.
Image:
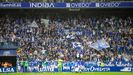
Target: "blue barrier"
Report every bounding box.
[0,2,133,8]
[17,61,133,72]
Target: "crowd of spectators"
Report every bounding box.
[0,15,132,64]
[0,0,133,2]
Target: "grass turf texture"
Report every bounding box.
[0,72,133,75]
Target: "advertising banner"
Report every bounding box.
[0,2,133,8]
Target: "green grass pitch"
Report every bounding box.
[0,72,133,75]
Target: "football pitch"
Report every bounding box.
[0,72,133,75]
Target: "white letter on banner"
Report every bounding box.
[90,66,94,72]
[30,3,36,7]
[38,3,43,7]
[96,3,99,7]
[50,3,54,7]
[11,68,15,72]
[71,3,76,7]
[66,3,70,7]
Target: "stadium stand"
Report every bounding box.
[0,15,132,63]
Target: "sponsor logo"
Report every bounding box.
[0,3,21,7]
[120,67,131,72]
[0,68,15,72]
[96,2,120,7]
[30,3,54,8]
[69,3,92,8]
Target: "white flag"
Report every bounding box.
[28,21,38,28]
[89,38,110,51]
[41,18,49,26]
[97,39,110,49]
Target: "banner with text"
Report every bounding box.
[17,61,133,72]
[0,2,133,8]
